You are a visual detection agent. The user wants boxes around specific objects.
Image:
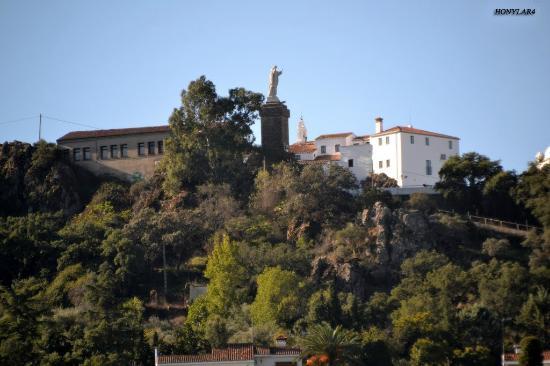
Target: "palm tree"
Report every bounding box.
[301,322,360,366]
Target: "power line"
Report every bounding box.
[42,115,100,130]
[0,115,39,126]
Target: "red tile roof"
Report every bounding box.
[57,125,170,142]
[314,154,341,161]
[289,142,316,153]
[315,132,354,140]
[372,126,459,140]
[503,351,550,361]
[157,344,301,364]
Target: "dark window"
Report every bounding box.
[138,143,145,156]
[425,137,430,146]
[441,154,446,160]
[294,154,301,160]
[426,160,432,175]
[379,161,383,168]
[410,135,415,144]
[386,159,390,167]
[335,144,340,152]
[449,140,453,149]
[83,147,91,161]
[73,148,81,161]
[157,140,164,154]
[120,144,128,158]
[321,145,326,154]
[148,141,155,155]
[386,136,390,144]
[348,159,354,167]
[110,145,118,159]
[100,146,108,160]
[378,138,382,146]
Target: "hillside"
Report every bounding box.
[0,78,548,366]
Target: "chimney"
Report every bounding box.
[375,117,384,133]
[275,335,288,347]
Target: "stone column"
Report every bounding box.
[260,101,290,163]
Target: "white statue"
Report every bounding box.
[267,65,283,103]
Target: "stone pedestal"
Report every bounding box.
[260,101,290,162]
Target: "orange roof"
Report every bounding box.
[353,135,370,141]
[57,125,170,141]
[315,132,354,140]
[503,351,550,361]
[157,344,301,364]
[315,154,341,161]
[372,126,459,140]
[289,141,316,153]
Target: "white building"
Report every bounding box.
[155,343,302,366]
[289,117,459,188]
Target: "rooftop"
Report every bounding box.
[289,141,316,154]
[503,351,550,362]
[372,126,459,140]
[57,125,170,142]
[315,132,354,140]
[157,344,301,364]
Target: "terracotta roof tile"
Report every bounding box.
[503,351,550,361]
[314,154,341,161]
[372,126,459,140]
[157,344,301,364]
[315,132,354,140]
[289,142,316,153]
[57,125,170,141]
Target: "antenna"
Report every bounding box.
[38,113,42,141]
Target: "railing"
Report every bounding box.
[438,210,542,234]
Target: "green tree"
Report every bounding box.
[519,336,543,366]
[409,338,448,366]
[435,152,502,213]
[162,76,263,197]
[301,322,360,366]
[517,287,550,345]
[251,266,302,327]
[204,235,247,316]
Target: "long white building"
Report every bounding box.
[289,117,460,187]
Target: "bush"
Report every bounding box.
[482,238,511,257]
[519,336,543,366]
[407,193,437,213]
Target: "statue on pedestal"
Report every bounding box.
[267,65,283,103]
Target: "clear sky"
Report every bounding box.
[1,0,549,172]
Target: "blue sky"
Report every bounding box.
[1,0,549,172]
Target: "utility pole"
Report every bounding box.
[38,113,42,141]
[163,243,168,303]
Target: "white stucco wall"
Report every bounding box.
[371,133,402,184]
[315,135,354,155]
[399,133,459,187]
[255,355,302,366]
[338,144,373,182]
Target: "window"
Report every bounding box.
[449,140,453,149]
[425,137,430,146]
[335,144,340,152]
[120,144,128,158]
[100,146,108,160]
[410,135,415,144]
[321,145,326,154]
[379,161,383,168]
[157,140,164,154]
[73,148,81,161]
[83,147,91,161]
[148,141,155,155]
[110,145,118,159]
[138,142,145,156]
[386,136,390,144]
[426,160,432,175]
[441,154,446,160]
[378,138,382,146]
[348,159,354,167]
[386,159,390,167]
[294,154,301,160]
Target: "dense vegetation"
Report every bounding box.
[1,77,548,366]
